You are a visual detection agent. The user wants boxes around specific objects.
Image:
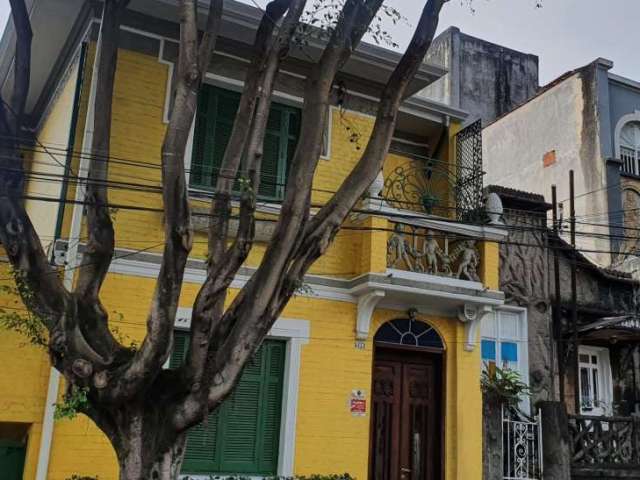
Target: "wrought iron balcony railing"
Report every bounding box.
[382,120,485,221]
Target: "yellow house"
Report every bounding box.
[0,1,510,479]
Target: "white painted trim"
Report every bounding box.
[107,255,356,303]
[157,38,176,125]
[386,268,484,290]
[204,72,304,106]
[613,110,640,158]
[171,310,309,479]
[350,280,504,307]
[35,14,104,480]
[320,106,334,161]
[480,306,530,411]
[578,345,613,416]
[184,115,195,187]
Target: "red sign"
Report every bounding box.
[350,390,367,416]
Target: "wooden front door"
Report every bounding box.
[369,348,442,480]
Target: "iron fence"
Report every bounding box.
[502,405,543,480]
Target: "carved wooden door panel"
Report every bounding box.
[400,363,436,480]
[370,359,402,480]
[370,350,441,480]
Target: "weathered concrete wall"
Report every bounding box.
[491,187,555,404]
[483,62,613,266]
[419,27,539,125]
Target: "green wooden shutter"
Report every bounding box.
[190,85,300,200]
[258,341,286,473]
[190,87,240,190]
[0,441,26,480]
[169,330,190,369]
[181,339,286,476]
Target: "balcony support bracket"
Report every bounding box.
[458,303,494,352]
[356,290,386,343]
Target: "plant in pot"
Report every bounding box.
[421,193,439,214]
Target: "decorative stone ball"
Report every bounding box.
[484,192,504,225]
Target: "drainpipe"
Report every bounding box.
[35,20,103,480]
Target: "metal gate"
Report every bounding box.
[454,119,484,221]
[502,405,543,480]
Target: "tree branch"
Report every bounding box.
[0,0,68,329]
[198,0,445,419]
[222,0,384,329]
[75,0,129,300]
[288,0,446,282]
[8,0,31,137]
[173,0,386,431]
[184,0,305,400]
[111,0,223,401]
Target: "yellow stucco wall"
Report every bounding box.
[0,42,502,480]
[0,262,50,480]
[24,58,79,253]
[22,272,485,480]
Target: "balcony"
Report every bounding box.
[569,414,640,475]
[350,141,507,348]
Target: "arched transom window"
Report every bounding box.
[620,122,640,176]
[374,318,444,349]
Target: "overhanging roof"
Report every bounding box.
[0,0,450,124]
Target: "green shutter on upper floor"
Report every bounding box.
[169,330,190,369]
[168,333,286,476]
[189,84,300,201]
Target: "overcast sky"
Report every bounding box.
[0,0,637,85]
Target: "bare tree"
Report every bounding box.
[0,0,447,478]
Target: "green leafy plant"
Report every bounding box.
[481,365,530,406]
[0,271,48,348]
[421,193,440,214]
[54,385,90,420]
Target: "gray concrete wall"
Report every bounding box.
[419,27,539,125]
[483,63,613,266]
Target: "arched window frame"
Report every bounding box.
[614,112,640,176]
[374,317,445,351]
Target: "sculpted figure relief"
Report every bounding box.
[455,240,480,282]
[387,224,479,280]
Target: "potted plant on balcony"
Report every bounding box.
[421,193,439,214]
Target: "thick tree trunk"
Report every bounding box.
[109,405,186,480]
[149,435,186,480]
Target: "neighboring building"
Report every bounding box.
[0,1,508,479]
[484,57,640,269]
[491,186,640,479]
[418,26,539,126]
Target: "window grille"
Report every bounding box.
[619,122,640,176]
[621,146,638,176]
